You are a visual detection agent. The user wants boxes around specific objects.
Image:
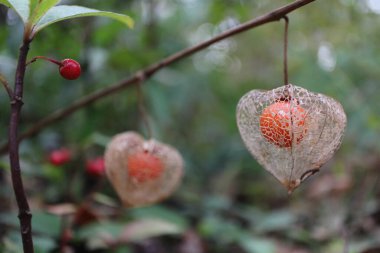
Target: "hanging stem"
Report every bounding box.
[26,55,62,66]
[136,72,152,139]
[283,16,289,86]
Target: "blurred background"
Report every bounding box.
[0,0,380,252]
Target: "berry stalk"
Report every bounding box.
[26,55,62,66]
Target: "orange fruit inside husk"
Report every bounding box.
[126,151,164,183]
[259,101,307,148]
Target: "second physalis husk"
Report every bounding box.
[105,131,183,207]
[236,84,347,193]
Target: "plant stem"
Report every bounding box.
[283,16,289,86]
[9,39,34,252]
[0,0,317,154]
[26,55,62,66]
[136,72,152,139]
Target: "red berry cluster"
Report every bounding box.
[48,148,105,177]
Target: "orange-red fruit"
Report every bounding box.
[126,151,164,183]
[259,101,307,148]
[59,59,81,80]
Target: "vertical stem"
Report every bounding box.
[283,16,289,86]
[9,38,34,253]
[136,73,152,139]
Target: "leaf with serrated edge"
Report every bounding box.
[5,0,30,23]
[29,0,60,25]
[33,5,134,35]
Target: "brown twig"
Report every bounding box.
[9,37,34,252]
[0,73,14,99]
[0,0,317,155]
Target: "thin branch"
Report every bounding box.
[0,73,14,99]
[9,38,34,252]
[0,0,317,155]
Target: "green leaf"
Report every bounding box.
[0,0,11,8]
[238,236,276,253]
[33,236,56,253]
[29,0,38,15]
[5,0,30,22]
[254,210,296,233]
[29,0,60,25]
[118,218,184,242]
[130,205,189,231]
[32,212,61,237]
[77,221,124,241]
[33,5,134,34]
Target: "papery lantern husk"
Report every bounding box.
[105,131,183,207]
[236,84,347,193]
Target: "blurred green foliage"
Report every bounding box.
[1,0,380,253]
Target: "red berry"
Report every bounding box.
[59,59,81,80]
[126,151,164,183]
[86,157,105,177]
[49,148,71,166]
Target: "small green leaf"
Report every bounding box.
[0,0,11,8]
[33,5,134,35]
[29,0,60,25]
[5,0,30,22]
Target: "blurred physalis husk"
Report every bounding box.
[105,131,183,207]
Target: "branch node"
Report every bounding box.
[136,71,147,83]
[11,96,24,106]
[18,210,32,219]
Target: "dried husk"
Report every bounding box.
[236,84,347,193]
[105,131,183,207]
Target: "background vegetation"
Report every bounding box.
[0,0,379,252]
